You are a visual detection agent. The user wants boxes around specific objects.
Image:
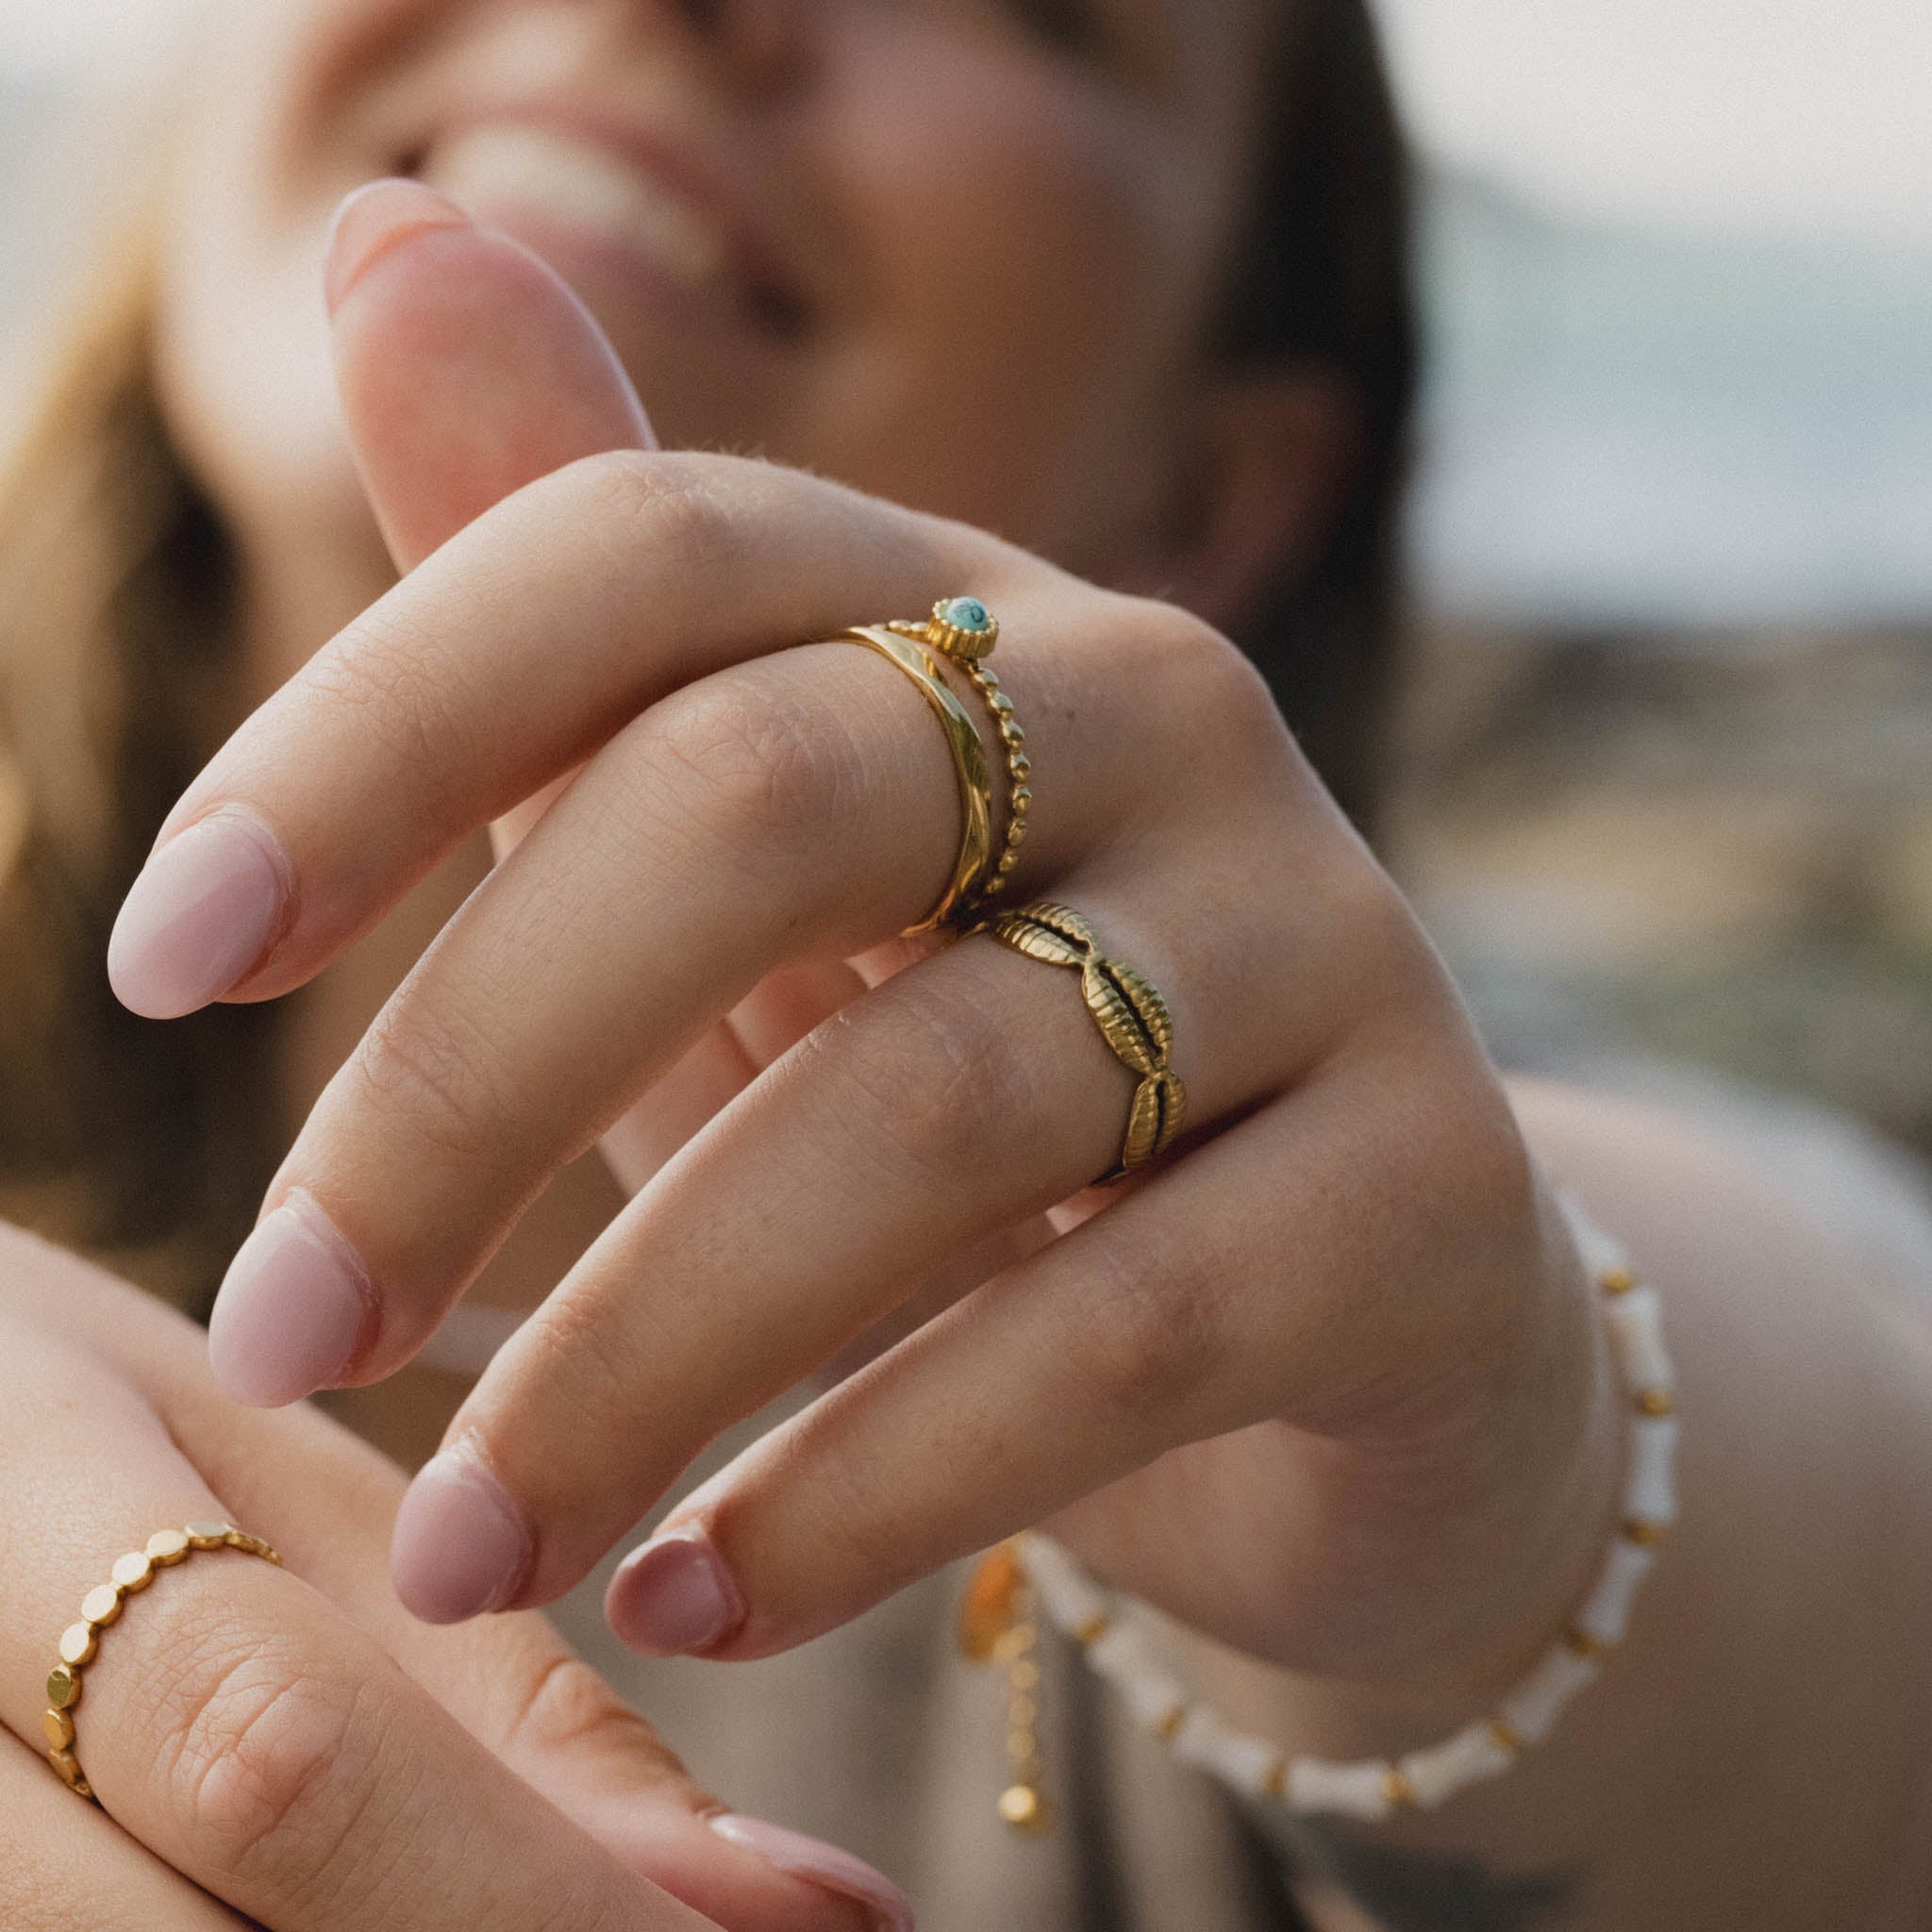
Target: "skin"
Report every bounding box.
[0,1222,871,1932]
[4,2,1931,1929]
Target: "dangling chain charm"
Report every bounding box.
[959,1538,1054,1833]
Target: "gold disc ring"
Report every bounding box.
[43,1523,283,1803]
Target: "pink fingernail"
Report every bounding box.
[107,810,289,1020]
[606,1528,745,1656]
[391,1444,532,1624]
[708,1816,914,1932]
[209,1193,373,1407]
[325,176,473,310]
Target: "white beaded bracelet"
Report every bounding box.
[964,1191,1676,1826]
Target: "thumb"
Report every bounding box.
[325,175,656,575]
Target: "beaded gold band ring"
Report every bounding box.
[839,624,993,933]
[890,599,1031,924]
[987,902,1186,1181]
[44,1522,283,1803]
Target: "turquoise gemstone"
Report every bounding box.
[941,596,991,632]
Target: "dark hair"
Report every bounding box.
[1218,0,1420,838]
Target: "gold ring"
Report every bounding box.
[837,625,992,933]
[44,1523,283,1803]
[987,902,1187,1180]
[891,599,1031,924]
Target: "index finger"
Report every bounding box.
[107,186,960,1020]
[0,1315,714,1932]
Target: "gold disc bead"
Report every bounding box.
[58,1624,97,1669]
[109,1552,154,1593]
[146,1528,192,1566]
[46,1667,80,1711]
[185,1521,233,1549]
[80,1584,122,1627]
[42,1708,75,1751]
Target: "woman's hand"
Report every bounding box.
[109,180,1617,1699]
[0,1223,911,1932]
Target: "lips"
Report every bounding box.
[413,115,808,337]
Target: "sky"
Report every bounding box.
[0,0,1927,247]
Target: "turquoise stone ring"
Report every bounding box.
[916,596,1000,660]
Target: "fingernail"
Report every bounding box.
[325,176,474,310]
[391,1443,532,1624]
[708,1816,914,1932]
[209,1193,373,1407]
[606,1528,745,1656]
[107,810,289,1019]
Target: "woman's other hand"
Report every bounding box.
[0,1223,911,1932]
[109,181,1612,1704]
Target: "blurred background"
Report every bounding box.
[2,0,1928,1163]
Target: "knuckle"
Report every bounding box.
[819,977,1037,1187]
[637,670,846,866]
[1074,1230,1233,1419]
[516,1290,655,1440]
[1119,597,1273,716]
[1304,857,1441,1041]
[157,1620,379,1899]
[305,608,478,804]
[578,448,739,581]
[347,991,517,1168]
[487,1292,688,1515]
[500,1653,697,1794]
[1100,598,1295,793]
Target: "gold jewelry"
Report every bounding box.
[986,902,1186,1180]
[43,1522,282,1803]
[838,625,992,934]
[958,1540,1053,1833]
[891,599,1030,922]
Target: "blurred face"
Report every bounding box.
[154,0,1282,603]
